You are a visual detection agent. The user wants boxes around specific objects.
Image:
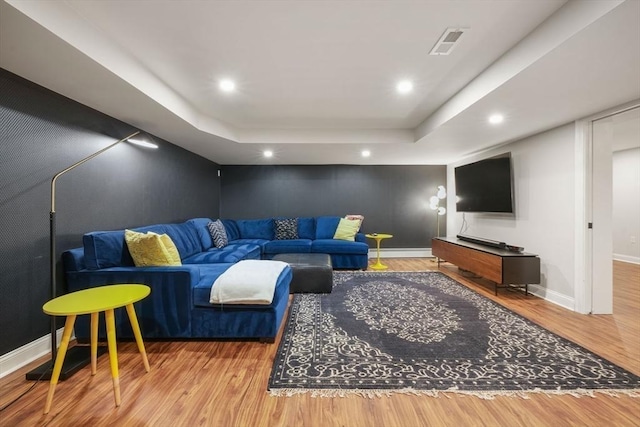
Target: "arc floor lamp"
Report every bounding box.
[26,130,157,381]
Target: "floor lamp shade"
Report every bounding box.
[429,185,447,238]
[26,130,146,381]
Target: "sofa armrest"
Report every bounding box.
[356,233,367,244]
[65,266,204,338]
[66,265,202,295]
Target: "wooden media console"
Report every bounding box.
[432,237,540,295]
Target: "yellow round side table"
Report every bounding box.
[365,233,393,270]
[42,284,151,414]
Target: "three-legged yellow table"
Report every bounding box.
[42,284,151,414]
[365,233,393,270]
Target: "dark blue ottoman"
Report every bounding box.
[272,253,333,293]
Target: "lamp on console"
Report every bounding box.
[26,130,158,381]
[429,185,447,238]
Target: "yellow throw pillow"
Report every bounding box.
[333,218,361,241]
[124,230,181,267]
[159,233,182,266]
[344,215,363,232]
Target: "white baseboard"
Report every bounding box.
[613,253,640,265]
[528,285,575,311]
[368,248,433,258]
[0,328,65,379]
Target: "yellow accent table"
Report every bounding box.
[366,233,393,270]
[42,284,151,415]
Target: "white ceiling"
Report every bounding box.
[1,0,639,165]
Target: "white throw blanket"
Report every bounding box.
[210,260,288,305]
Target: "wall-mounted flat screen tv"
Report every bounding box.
[454,154,514,213]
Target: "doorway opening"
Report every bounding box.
[581,104,640,314]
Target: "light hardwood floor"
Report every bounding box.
[1,260,638,426]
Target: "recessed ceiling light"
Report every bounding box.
[219,79,236,92]
[396,80,413,94]
[361,150,371,158]
[263,150,273,158]
[489,114,504,124]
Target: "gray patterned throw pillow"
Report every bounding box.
[207,220,228,248]
[274,218,298,240]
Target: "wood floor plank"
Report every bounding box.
[1,259,638,426]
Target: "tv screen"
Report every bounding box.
[454,155,514,213]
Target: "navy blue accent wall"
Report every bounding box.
[0,69,220,355]
[220,165,447,248]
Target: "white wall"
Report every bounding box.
[612,148,640,263]
[446,124,576,308]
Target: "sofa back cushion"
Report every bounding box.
[83,230,132,270]
[222,219,240,241]
[236,218,274,240]
[297,217,316,240]
[83,221,203,270]
[315,216,341,239]
[186,218,214,250]
[154,223,202,259]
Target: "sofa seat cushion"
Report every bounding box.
[182,243,261,264]
[210,260,289,304]
[311,239,370,254]
[191,264,237,307]
[193,262,291,308]
[233,238,270,251]
[264,239,312,254]
[224,242,263,259]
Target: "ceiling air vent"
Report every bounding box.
[429,28,468,56]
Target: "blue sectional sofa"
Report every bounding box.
[218,216,369,269]
[63,216,368,342]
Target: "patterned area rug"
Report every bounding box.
[268,271,640,398]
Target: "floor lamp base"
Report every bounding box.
[25,345,107,381]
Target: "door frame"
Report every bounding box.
[574,99,640,314]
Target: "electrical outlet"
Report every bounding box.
[631,236,637,245]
